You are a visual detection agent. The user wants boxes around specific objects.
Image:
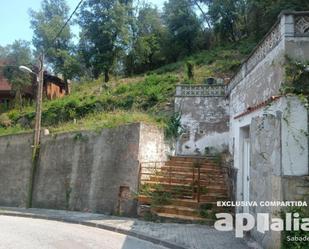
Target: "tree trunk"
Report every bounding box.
[64,79,70,95]
[193,0,211,29]
[104,69,109,82]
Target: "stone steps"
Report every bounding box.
[160,166,226,174]
[144,180,228,194]
[138,155,231,222]
[165,161,222,169]
[145,170,227,183]
[169,156,218,162]
[145,176,227,186]
[154,205,199,217]
[139,195,231,211]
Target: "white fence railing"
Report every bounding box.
[175,84,225,97]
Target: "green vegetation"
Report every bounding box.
[151,44,250,81]
[164,112,183,140]
[200,0,309,43]
[0,43,250,136]
[3,0,295,82]
[29,0,80,79]
[0,0,269,136]
[0,74,177,135]
[282,57,309,105]
[204,146,223,166]
[2,0,304,136]
[139,183,172,207]
[199,204,216,219]
[1,40,33,107]
[0,125,30,137]
[281,206,309,249]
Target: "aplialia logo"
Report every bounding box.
[214,213,309,238]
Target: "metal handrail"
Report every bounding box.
[138,160,202,202]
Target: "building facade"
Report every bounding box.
[176,11,309,249]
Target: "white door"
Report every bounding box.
[243,138,250,213]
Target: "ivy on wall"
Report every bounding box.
[280,57,309,150]
[281,56,309,107]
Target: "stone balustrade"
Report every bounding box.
[175,84,225,97]
[227,11,309,94]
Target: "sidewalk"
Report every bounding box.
[0,207,256,249]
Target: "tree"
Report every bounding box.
[125,4,166,74]
[201,0,309,43]
[247,0,309,41]
[207,0,240,42]
[1,40,33,106]
[0,45,10,58]
[163,0,201,60]
[29,0,79,79]
[190,0,212,28]
[78,0,132,81]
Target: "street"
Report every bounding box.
[0,216,168,249]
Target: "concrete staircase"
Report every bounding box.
[138,156,232,223]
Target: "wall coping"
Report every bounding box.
[0,122,155,139]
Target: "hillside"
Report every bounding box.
[0,42,255,137]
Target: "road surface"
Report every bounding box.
[0,216,168,249]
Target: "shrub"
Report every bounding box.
[164,112,183,140]
[185,60,194,80]
[0,113,11,127]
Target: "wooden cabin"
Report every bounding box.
[0,66,70,110]
[0,75,14,109]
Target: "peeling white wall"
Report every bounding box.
[175,96,229,155]
[281,97,308,176]
[231,97,308,205]
[231,96,308,249]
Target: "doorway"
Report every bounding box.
[240,126,250,213]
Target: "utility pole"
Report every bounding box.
[27,52,44,208]
[33,53,44,147]
[23,0,83,208]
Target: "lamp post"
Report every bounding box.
[19,52,44,208]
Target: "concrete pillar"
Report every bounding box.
[175,85,182,96]
[280,13,295,37]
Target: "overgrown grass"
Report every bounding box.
[0,41,254,136]
[0,125,30,136]
[0,74,178,136]
[50,111,162,134]
[150,40,256,83]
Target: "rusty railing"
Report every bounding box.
[138,161,202,203]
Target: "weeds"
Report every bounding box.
[281,206,309,249]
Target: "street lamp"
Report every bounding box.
[18,65,35,75]
[19,53,44,208]
[19,65,40,83]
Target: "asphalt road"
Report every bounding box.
[0,216,169,249]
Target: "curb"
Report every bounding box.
[0,211,187,249]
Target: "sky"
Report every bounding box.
[0,0,166,47]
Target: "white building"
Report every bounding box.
[175,11,309,249]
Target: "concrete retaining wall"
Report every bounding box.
[0,133,33,207]
[0,123,167,216]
